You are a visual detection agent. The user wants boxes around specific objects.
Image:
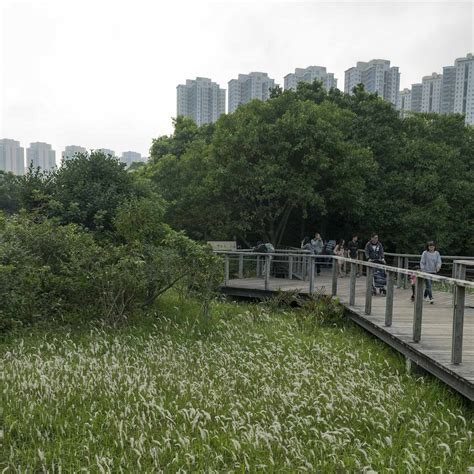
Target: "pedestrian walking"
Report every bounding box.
[334,239,346,277]
[420,241,442,304]
[347,235,359,259]
[364,234,385,263]
[311,233,324,275]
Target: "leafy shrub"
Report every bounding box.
[294,292,345,332]
[115,197,223,316]
[0,215,101,329]
[0,216,155,329]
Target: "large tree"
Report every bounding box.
[209,94,374,246]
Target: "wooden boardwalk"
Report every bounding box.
[222,272,474,400]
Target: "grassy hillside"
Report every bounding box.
[1,295,473,471]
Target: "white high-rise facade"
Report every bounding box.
[228,72,276,113]
[344,59,400,105]
[26,142,56,171]
[441,66,456,115]
[177,77,225,126]
[421,73,443,113]
[121,151,142,167]
[284,66,337,91]
[397,88,412,118]
[410,83,423,112]
[0,139,25,175]
[453,53,474,125]
[62,145,87,161]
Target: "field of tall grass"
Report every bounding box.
[1,294,473,472]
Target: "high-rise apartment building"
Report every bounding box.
[344,59,400,105]
[26,142,56,171]
[121,151,142,167]
[397,88,412,118]
[228,72,276,113]
[284,66,337,91]
[62,145,87,161]
[410,83,423,113]
[453,53,474,125]
[177,77,225,126]
[441,66,456,115]
[421,73,443,113]
[0,139,25,175]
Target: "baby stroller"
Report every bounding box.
[372,259,387,296]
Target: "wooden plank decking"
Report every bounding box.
[222,272,474,400]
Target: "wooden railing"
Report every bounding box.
[215,250,474,366]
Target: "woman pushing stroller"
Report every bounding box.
[365,234,387,295]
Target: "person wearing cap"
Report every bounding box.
[420,241,442,304]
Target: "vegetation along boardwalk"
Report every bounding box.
[217,251,474,401]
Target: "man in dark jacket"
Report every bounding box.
[364,233,385,262]
[347,235,359,259]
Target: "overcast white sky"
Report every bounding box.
[1,0,473,160]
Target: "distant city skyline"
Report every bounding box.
[0,141,146,174]
[1,1,472,156]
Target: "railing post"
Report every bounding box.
[357,250,362,275]
[307,257,312,283]
[288,256,293,280]
[224,254,229,286]
[365,267,373,315]
[331,258,338,296]
[264,255,270,291]
[452,263,466,364]
[349,262,356,306]
[413,276,424,342]
[309,256,315,295]
[396,256,402,288]
[403,257,409,289]
[238,253,244,279]
[256,256,261,277]
[451,262,458,304]
[303,256,308,281]
[385,270,395,327]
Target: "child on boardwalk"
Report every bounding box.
[333,239,346,277]
[409,266,420,302]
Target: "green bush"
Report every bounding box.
[294,292,345,332]
[0,215,99,329]
[0,216,148,330]
[115,196,223,316]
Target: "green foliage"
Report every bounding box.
[296,293,345,330]
[114,196,223,314]
[49,151,137,231]
[149,116,213,161]
[0,215,104,329]
[0,171,22,213]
